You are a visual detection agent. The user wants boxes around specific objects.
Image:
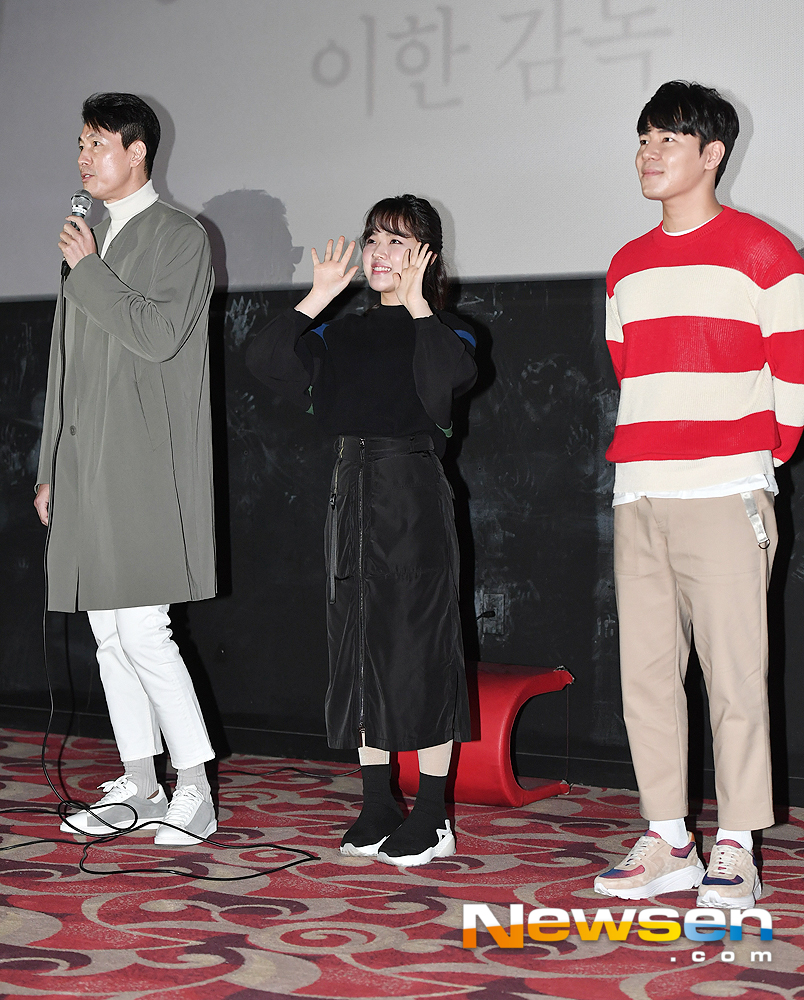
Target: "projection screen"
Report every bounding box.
[0,0,801,298]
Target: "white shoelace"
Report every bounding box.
[166,785,203,824]
[95,774,137,804]
[710,843,744,876]
[620,836,655,868]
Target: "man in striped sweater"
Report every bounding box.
[594,81,804,907]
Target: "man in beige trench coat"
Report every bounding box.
[35,93,218,845]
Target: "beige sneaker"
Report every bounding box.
[594,831,705,900]
[697,840,762,908]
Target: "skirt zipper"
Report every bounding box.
[328,437,345,604]
[357,437,366,731]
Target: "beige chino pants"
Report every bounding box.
[613,490,776,831]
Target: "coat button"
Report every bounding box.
[69,425,76,435]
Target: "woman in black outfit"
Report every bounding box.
[246,195,476,866]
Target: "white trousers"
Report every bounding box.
[86,605,214,770]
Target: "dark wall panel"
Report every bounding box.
[2,281,803,809]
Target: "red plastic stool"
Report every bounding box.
[397,662,574,806]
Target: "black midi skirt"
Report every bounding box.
[324,433,471,751]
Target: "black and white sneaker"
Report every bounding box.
[340,805,403,858]
[376,818,456,867]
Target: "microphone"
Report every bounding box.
[68,189,92,229]
[61,189,93,277]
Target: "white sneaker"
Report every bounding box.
[154,785,217,846]
[59,775,167,835]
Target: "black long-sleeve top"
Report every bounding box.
[246,304,477,457]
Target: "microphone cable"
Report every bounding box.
[0,252,357,881]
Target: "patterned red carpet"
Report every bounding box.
[0,728,802,999]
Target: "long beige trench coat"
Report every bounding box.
[37,201,216,611]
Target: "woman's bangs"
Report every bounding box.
[361,210,413,245]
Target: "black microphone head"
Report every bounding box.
[70,189,92,219]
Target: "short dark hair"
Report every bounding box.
[82,93,161,179]
[361,194,447,309]
[637,81,739,186]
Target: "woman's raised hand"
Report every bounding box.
[393,242,434,319]
[312,237,359,296]
[295,236,359,319]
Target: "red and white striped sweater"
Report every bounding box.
[606,206,804,492]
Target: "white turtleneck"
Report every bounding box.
[100,179,159,258]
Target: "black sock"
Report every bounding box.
[380,773,449,857]
[341,763,403,848]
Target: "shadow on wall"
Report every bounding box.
[194,191,303,598]
[197,190,304,292]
